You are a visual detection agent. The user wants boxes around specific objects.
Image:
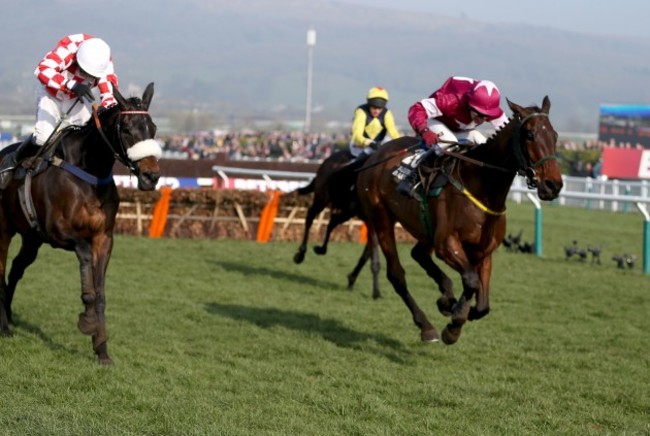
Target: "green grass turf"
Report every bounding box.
[0,202,648,435]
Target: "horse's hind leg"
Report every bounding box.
[0,229,15,335]
[293,199,326,264]
[374,221,438,342]
[410,242,456,316]
[4,236,42,327]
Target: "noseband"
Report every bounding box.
[513,112,558,189]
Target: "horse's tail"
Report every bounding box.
[293,178,315,196]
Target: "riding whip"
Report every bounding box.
[34,97,83,161]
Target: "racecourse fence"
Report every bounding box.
[114,167,650,273]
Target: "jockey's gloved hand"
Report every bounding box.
[368,141,379,150]
[71,82,95,103]
[420,128,439,147]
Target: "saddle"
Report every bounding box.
[417,156,456,198]
[0,127,75,189]
[393,146,464,200]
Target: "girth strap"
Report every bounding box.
[50,157,114,186]
[17,171,45,236]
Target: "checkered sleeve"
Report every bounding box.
[97,62,119,108]
[34,34,90,96]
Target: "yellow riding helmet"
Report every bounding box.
[367,86,389,108]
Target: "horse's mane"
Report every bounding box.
[466,103,542,162]
[73,95,145,135]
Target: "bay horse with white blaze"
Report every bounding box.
[0,83,161,364]
[356,96,563,344]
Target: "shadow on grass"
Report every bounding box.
[209,260,342,291]
[11,314,84,358]
[205,302,414,364]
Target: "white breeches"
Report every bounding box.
[33,86,92,146]
[427,119,488,152]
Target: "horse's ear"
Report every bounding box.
[114,86,128,108]
[541,95,551,114]
[506,98,523,115]
[142,82,155,110]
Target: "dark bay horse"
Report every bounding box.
[291,149,381,298]
[356,97,563,344]
[0,83,161,364]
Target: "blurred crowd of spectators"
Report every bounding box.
[159,130,350,162]
[158,130,612,162]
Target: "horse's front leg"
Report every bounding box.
[468,256,492,321]
[347,230,381,299]
[410,241,456,315]
[293,199,325,264]
[92,233,114,365]
[347,238,371,289]
[314,209,351,255]
[75,235,113,365]
[369,230,381,300]
[435,238,478,345]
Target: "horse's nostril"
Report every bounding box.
[545,179,562,193]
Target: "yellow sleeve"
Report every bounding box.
[384,110,401,140]
[351,108,372,147]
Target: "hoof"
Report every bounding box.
[313,245,327,255]
[420,328,440,343]
[293,251,305,264]
[436,296,457,317]
[468,306,489,321]
[98,357,114,366]
[1,328,13,337]
[371,292,381,300]
[347,274,355,290]
[441,325,461,345]
[78,313,98,335]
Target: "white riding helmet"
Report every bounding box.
[76,38,111,77]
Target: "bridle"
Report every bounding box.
[512,112,558,189]
[441,111,557,189]
[92,107,152,174]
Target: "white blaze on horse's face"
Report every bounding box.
[127,139,162,162]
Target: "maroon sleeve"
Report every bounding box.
[408,102,429,134]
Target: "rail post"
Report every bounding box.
[526,193,543,257]
[637,202,650,275]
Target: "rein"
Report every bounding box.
[92,107,146,173]
[441,112,557,191]
[433,111,557,216]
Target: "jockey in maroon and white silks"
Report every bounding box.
[396,76,509,199]
[407,76,508,153]
[32,33,119,146]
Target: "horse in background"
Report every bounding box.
[356,96,563,343]
[0,83,162,364]
[290,149,381,299]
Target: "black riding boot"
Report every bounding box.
[0,137,36,189]
[396,148,436,201]
[15,138,38,163]
[396,167,422,200]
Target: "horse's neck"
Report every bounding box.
[461,121,518,204]
[64,129,115,177]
